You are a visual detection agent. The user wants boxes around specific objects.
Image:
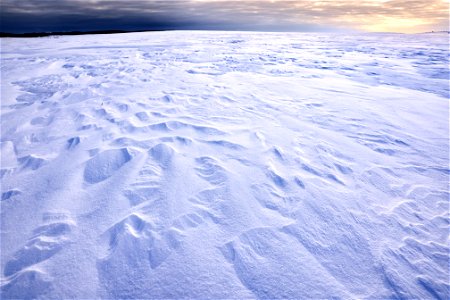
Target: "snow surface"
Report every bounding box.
[1,31,449,299]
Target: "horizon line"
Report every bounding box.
[1,28,448,38]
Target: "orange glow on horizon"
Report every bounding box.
[194,0,449,33]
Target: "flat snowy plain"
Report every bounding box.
[1,31,449,299]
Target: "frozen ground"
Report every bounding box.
[0,31,449,299]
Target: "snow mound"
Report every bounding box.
[149,143,174,167]
[84,148,133,183]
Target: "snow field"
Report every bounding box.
[1,31,449,299]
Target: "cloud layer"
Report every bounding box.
[1,0,448,33]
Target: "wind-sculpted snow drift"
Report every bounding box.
[1,31,449,299]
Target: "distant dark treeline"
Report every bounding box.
[0,29,166,38]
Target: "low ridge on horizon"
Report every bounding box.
[1,29,449,39]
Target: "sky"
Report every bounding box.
[0,0,448,34]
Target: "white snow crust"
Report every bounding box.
[1,31,449,299]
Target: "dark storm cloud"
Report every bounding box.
[0,1,207,33]
[0,0,316,33]
[0,0,447,33]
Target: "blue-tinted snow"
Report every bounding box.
[1,31,449,299]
